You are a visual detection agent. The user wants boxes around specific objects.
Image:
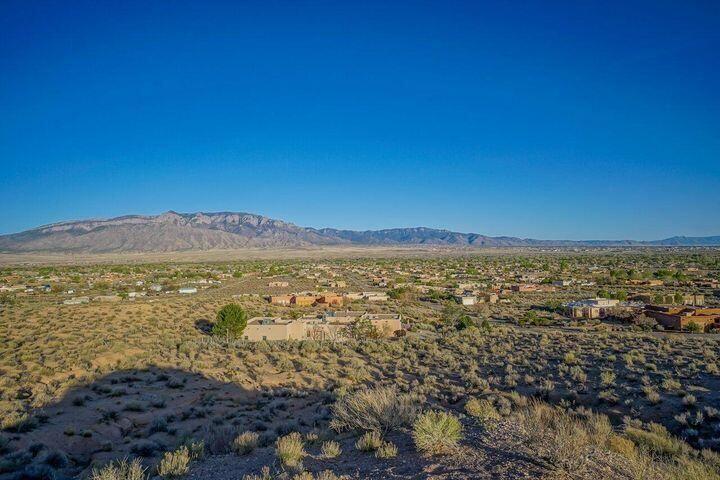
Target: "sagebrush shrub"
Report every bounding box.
[516,401,591,473]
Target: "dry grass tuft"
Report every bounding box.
[331,386,420,434]
[157,446,191,478]
[91,458,147,480]
[233,431,260,455]
[412,410,463,455]
[320,440,342,458]
[276,432,306,469]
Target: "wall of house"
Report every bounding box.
[370,319,402,336]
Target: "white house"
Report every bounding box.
[454,294,477,306]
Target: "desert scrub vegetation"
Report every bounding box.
[517,400,596,474]
[412,410,463,455]
[330,385,420,434]
[2,254,720,478]
[465,398,501,429]
[516,399,720,479]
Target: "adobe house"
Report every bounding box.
[243,317,306,341]
[269,295,293,305]
[291,294,317,307]
[317,293,344,306]
[564,298,621,319]
[454,294,477,306]
[242,311,404,342]
[364,313,403,336]
[644,305,720,331]
[323,310,366,324]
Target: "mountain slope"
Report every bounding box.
[0,211,718,253]
[0,211,345,253]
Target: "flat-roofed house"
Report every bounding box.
[241,311,405,342]
[364,313,403,336]
[363,292,388,302]
[292,294,317,307]
[564,298,621,319]
[454,294,477,306]
[269,295,293,305]
[317,293,344,306]
[243,317,307,341]
[682,294,705,306]
[483,293,499,304]
[511,284,537,293]
[644,305,720,331]
[324,310,366,324]
[343,292,364,301]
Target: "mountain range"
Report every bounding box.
[0,211,718,253]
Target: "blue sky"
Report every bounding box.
[1,0,718,240]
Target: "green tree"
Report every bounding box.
[685,321,702,333]
[212,304,248,339]
[442,302,462,325]
[348,318,381,339]
[479,318,492,332]
[520,310,540,326]
[456,315,474,331]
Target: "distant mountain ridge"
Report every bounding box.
[0,211,718,253]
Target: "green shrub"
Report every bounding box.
[456,315,473,330]
[685,322,702,333]
[412,411,463,455]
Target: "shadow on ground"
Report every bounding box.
[0,367,332,479]
[0,367,547,480]
[194,319,214,335]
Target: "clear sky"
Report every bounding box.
[1,0,718,240]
